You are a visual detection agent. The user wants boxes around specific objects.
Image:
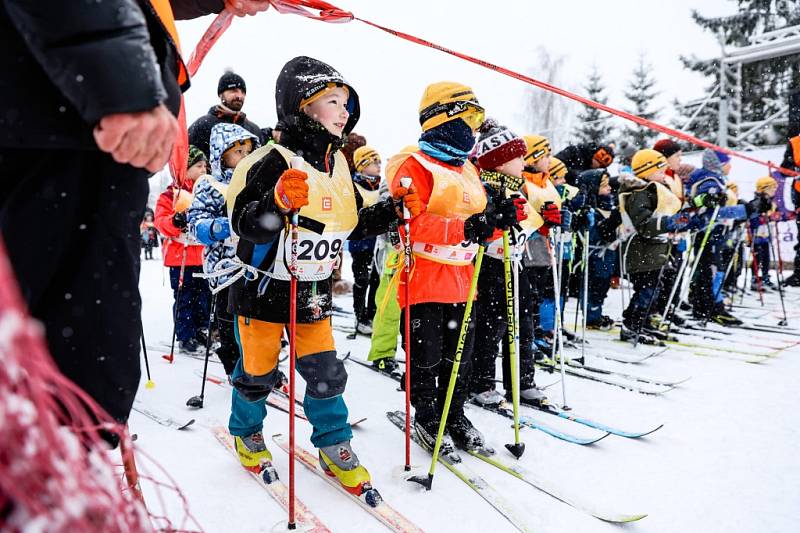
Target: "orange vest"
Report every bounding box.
[409,153,486,266]
[148,0,189,89]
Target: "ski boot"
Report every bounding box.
[509,387,549,408]
[534,336,554,354]
[619,324,662,346]
[446,413,486,451]
[234,431,276,479]
[783,272,800,287]
[712,304,743,326]
[586,315,614,331]
[371,357,399,377]
[413,410,455,456]
[355,320,373,336]
[319,441,382,506]
[471,389,505,407]
[178,338,200,354]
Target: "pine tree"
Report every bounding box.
[623,55,661,148]
[573,66,613,144]
[675,1,800,146]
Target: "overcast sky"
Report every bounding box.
[176,0,737,158]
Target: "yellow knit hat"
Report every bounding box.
[632,149,667,179]
[418,81,484,132]
[523,135,552,164]
[549,157,567,180]
[353,146,381,173]
[755,176,777,193]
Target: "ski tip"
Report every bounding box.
[597,512,648,523]
[178,419,196,431]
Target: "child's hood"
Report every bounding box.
[209,123,259,183]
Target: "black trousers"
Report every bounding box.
[350,248,378,323]
[0,148,148,422]
[401,302,475,421]
[215,286,238,376]
[623,270,662,330]
[470,257,536,393]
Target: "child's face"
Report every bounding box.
[599,182,612,196]
[223,139,253,170]
[497,156,525,179]
[303,87,350,137]
[362,161,381,177]
[551,174,566,187]
[533,155,551,173]
[647,169,667,184]
[765,185,777,198]
[666,152,682,171]
[186,160,208,183]
[721,162,732,175]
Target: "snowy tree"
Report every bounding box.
[622,55,661,148]
[572,66,613,145]
[522,47,578,150]
[674,1,800,146]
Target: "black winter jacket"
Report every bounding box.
[0,0,223,149]
[228,56,393,324]
[554,143,602,186]
[188,106,263,158]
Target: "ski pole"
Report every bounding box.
[186,292,218,408]
[745,222,765,306]
[712,227,743,305]
[766,220,789,326]
[549,228,569,410]
[141,325,155,389]
[580,228,589,363]
[164,243,189,363]
[502,229,524,458]
[676,205,720,314]
[409,245,485,491]
[287,152,304,530]
[399,176,413,472]
[120,426,144,503]
[618,242,627,312]
[660,231,694,327]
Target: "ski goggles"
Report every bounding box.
[420,99,485,132]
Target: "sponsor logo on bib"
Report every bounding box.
[463,192,471,204]
[322,197,332,211]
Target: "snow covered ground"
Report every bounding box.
[132,251,800,533]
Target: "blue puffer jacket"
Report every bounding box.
[188,123,259,289]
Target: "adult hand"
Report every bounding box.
[225,0,270,16]
[93,104,178,172]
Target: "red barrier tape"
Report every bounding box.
[169,1,798,179]
[263,0,799,177]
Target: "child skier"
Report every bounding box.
[749,176,779,290]
[619,149,698,344]
[140,210,158,260]
[517,136,571,359]
[578,169,620,330]
[469,123,548,408]
[225,56,418,495]
[388,83,527,452]
[348,145,382,335]
[154,146,211,353]
[188,123,259,376]
[686,150,770,325]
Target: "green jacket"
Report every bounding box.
[619,175,676,274]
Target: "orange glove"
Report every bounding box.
[393,183,425,219]
[274,168,309,211]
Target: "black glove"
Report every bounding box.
[172,211,188,230]
[494,195,528,231]
[464,212,495,244]
[745,194,772,216]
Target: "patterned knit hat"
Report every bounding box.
[187,145,207,169]
[473,119,527,170]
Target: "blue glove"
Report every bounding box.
[560,209,572,230]
[210,217,231,241]
[664,211,693,232]
[676,238,687,253]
